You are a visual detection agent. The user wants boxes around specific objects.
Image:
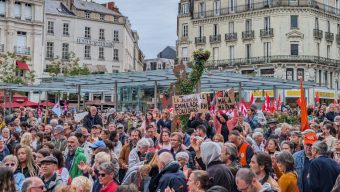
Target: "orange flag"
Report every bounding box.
[300,79,308,131]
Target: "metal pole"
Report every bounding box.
[77,85,81,112]
[154,81,158,109]
[238,82,242,102]
[45,92,48,110]
[3,89,6,116]
[115,80,118,111]
[273,86,277,99]
[9,89,12,113]
[101,92,104,111]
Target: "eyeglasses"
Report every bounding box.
[5,163,15,167]
[29,185,45,190]
[99,173,107,177]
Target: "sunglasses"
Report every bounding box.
[30,185,45,190]
[99,173,107,177]
[5,163,15,167]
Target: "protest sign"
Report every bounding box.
[172,93,209,115]
[215,89,236,110]
[74,112,88,122]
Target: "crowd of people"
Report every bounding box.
[0,102,340,192]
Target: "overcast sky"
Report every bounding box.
[95,0,179,59]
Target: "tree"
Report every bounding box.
[0,52,35,84]
[47,52,90,77]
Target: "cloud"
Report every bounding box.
[95,0,179,59]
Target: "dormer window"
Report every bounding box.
[100,14,104,21]
[85,12,90,19]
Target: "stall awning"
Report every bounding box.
[16,60,29,71]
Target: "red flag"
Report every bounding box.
[262,103,266,111]
[239,99,247,116]
[334,100,337,104]
[270,97,277,112]
[64,100,68,112]
[296,98,301,107]
[264,92,271,111]
[248,94,254,108]
[277,95,282,110]
[315,91,320,103]
[300,79,309,131]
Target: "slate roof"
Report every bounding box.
[73,0,120,16]
[45,0,75,16]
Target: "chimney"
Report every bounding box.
[101,1,120,13]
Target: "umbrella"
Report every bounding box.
[41,101,55,107]
[21,100,39,107]
[0,102,22,108]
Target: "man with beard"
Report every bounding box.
[236,168,273,192]
[118,128,141,182]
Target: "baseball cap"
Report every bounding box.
[54,125,64,133]
[304,132,317,145]
[75,128,90,136]
[89,140,106,149]
[41,156,58,165]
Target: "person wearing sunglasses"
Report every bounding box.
[22,177,46,192]
[2,155,25,192]
[98,161,119,192]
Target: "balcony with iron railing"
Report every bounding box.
[336,34,340,44]
[195,36,206,45]
[325,32,334,42]
[192,0,340,19]
[14,46,30,55]
[225,33,237,42]
[205,55,340,69]
[242,31,255,41]
[209,34,221,43]
[260,28,274,38]
[313,29,323,39]
[0,44,4,52]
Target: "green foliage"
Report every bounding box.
[47,52,90,77]
[0,52,35,84]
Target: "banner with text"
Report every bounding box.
[172,93,209,115]
[215,89,236,110]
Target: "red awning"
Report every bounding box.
[21,100,39,107]
[0,102,22,108]
[16,60,29,71]
[41,101,55,107]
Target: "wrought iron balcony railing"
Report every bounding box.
[195,36,206,45]
[336,34,340,44]
[325,32,334,42]
[205,55,340,69]
[209,34,221,43]
[260,28,274,38]
[242,31,255,41]
[313,29,323,39]
[225,33,237,42]
[14,46,30,55]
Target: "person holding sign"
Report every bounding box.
[213,111,229,142]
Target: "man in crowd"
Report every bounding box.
[236,168,273,192]
[65,136,87,179]
[229,130,254,167]
[196,125,210,141]
[264,119,278,139]
[128,138,150,168]
[170,132,193,169]
[326,104,338,122]
[22,177,46,192]
[74,127,92,163]
[309,141,340,192]
[52,125,67,152]
[40,156,63,192]
[83,106,103,131]
[145,123,158,147]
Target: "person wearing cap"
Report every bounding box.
[117,123,127,145]
[292,131,317,192]
[83,106,103,131]
[40,156,63,192]
[245,105,259,131]
[89,140,107,154]
[264,119,278,139]
[289,131,303,154]
[309,141,340,192]
[51,125,67,152]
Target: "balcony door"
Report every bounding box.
[246,0,253,10]
[16,31,27,53]
[246,19,252,31]
[264,17,270,30]
[229,0,236,13]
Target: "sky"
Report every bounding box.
[95,0,179,59]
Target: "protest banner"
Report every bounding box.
[74,112,88,122]
[215,89,236,110]
[172,93,209,115]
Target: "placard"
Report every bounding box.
[172,93,209,115]
[74,112,88,122]
[215,89,236,110]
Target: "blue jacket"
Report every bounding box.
[244,115,258,130]
[0,146,10,161]
[156,161,187,192]
[309,155,340,192]
[14,171,25,192]
[292,150,306,192]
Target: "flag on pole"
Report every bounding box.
[315,91,320,103]
[270,97,277,112]
[52,102,62,117]
[334,100,337,104]
[239,98,247,116]
[264,92,271,111]
[248,94,254,108]
[300,79,309,131]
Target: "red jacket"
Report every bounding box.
[100,181,118,192]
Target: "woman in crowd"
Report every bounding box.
[100,129,111,140]
[212,134,224,144]
[71,176,91,192]
[52,149,70,185]
[34,148,50,167]
[213,111,229,142]
[280,141,295,154]
[63,121,74,138]
[322,123,337,150]
[0,167,16,192]
[141,112,155,132]
[158,130,171,150]
[16,145,38,178]
[157,110,172,132]
[187,170,213,192]
[275,151,298,192]
[2,155,25,192]
[265,138,280,156]
[20,132,33,148]
[98,161,119,192]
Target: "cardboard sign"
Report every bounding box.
[172,93,209,115]
[215,89,236,110]
[74,112,88,122]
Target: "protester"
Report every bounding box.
[228,130,254,167]
[16,145,39,178]
[98,162,119,192]
[83,106,103,131]
[236,168,272,192]
[2,155,25,191]
[71,176,91,192]
[0,166,18,192]
[22,177,46,192]
[275,151,299,192]
[187,170,212,192]
[65,136,87,179]
[40,156,63,192]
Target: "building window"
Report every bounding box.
[290,43,299,55]
[114,30,119,42]
[99,47,104,60]
[229,46,235,60]
[246,44,251,60]
[330,72,333,88]
[297,68,304,80]
[47,21,54,35]
[229,0,235,13]
[213,0,221,16]
[84,45,91,59]
[85,12,90,19]
[264,42,271,57]
[113,49,119,61]
[100,14,104,20]
[62,43,69,60]
[181,3,189,14]
[315,17,319,29]
[325,71,328,87]
[213,24,218,36]
[327,45,330,58]
[63,23,69,36]
[99,29,105,40]
[213,47,219,61]
[0,0,5,17]
[14,2,21,19]
[317,43,320,57]
[246,19,252,31]
[229,21,234,33]
[183,24,188,37]
[24,3,32,21]
[264,16,270,29]
[290,15,298,29]
[246,0,253,10]
[182,47,188,62]
[198,26,203,37]
[46,42,54,58]
[85,27,91,39]
[319,70,322,86]
[286,68,294,80]
[199,2,205,17]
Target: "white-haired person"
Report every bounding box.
[176,151,191,179]
[71,176,91,192]
[3,155,25,192]
[128,138,150,168]
[252,132,265,153]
